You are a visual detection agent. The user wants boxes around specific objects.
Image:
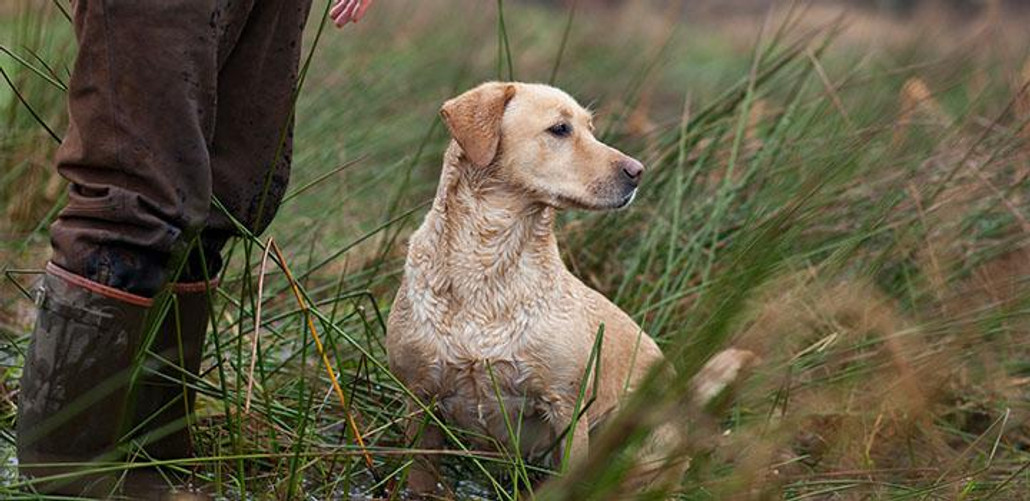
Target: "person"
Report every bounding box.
[15,0,374,496]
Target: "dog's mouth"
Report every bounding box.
[552,187,637,211]
[614,188,637,209]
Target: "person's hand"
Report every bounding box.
[330,0,374,28]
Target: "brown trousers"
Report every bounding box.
[50,0,314,296]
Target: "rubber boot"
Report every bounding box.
[17,262,153,497]
[131,279,216,460]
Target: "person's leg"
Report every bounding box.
[206,0,315,240]
[17,0,219,494]
[129,0,314,464]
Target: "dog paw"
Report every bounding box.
[690,348,757,410]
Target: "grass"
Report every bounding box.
[2,0,1030,499]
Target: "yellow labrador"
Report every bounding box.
[387,82,748,494]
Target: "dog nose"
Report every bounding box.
[618,158,645,185]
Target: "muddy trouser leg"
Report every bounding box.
[204,0,314,242]
[48,0,220,296]
[130,0,314,462]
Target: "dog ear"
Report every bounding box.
[440,82,516,167]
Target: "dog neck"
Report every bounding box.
[410,146,565,304]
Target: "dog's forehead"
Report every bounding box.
[509,83,591,122]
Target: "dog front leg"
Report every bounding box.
[404,402,446,496]
[553,417,590,470]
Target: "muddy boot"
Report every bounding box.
[131,280,216,460]
[17,262,154,497]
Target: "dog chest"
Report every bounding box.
[435,357,563,459]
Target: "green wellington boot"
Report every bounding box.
[17,262,153,497]
[131,279,215,461]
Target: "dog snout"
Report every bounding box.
[617,157,645,186]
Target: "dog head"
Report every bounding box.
[440,81,644,210]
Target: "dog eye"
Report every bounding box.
[547,123,572,137]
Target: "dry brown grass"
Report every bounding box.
[710,261,1028,498]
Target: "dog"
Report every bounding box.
[387,82,750,495]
